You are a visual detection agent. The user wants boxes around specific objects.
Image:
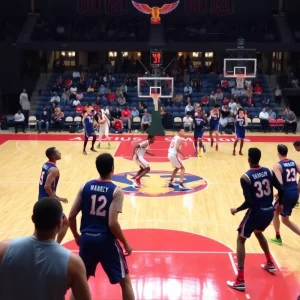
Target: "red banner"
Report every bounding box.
[211,0,234,15]
[105,0,127,16]
[77,0,101,15]
[185,0,207,15]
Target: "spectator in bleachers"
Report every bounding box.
[185,101,194,114]
[116,88,126,106]
[72,98,81,108]
[236,103,242,111]
[183,71,190,86]
[14,110,26,133]
[61,88,70,106]
[111,107,121,120]
[247,96,255,107]
[262,98,269,105]
[231,87,238,95]
[76,91,83,101]
[221,79,229,92]
[37,108,50,134]
[216,90,224,102]
[121,106,131,132]
[87,85,94,93]
[56,76,64,89]
[201,95,209,107]
[50,92,60,105]
[51,83,59,93]
[222,97,229,105]
[105,85,111,97]
[228,79,236,89]
[229,99,237,116]
[183,113,193,132]
[253,83,263,95]
[120,83,128,102]
[259,108,269,132]
[110,119,124,134]
[216,85,222,93]
[53,108,64,132]
[138,102,146,116]
[19,89,30,128]
[219,115,228,134]
[283,107,297,134]
[131,107,139,119]
[141,109,152,133]
[78,78,86,91]
[210,91,217,105]
[70,86,77,95]
[245,88,252,98]
[183,83,193,99]
[107,74,115,86]
[98,85,106,97]
[102,106,110,118]
[244,79,252,88]
[268,108,276,120]
[72,69,80,81]
[274,86,282,105]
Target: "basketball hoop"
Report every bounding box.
[235,74,246,89]
[151,93,160,111]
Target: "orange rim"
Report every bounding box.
[151,93,160,100]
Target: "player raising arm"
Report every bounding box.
[69,153,135,300]
[227,148,284,292]
[131,135,155,187]
[167,128,190,190]
[38,147,69,244]
[270,144,300,245]
[233,108,248,156]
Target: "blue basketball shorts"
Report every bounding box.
[238,207,274,238]
[235,130,245,139]
[209,123,219,132]
[194,129,204,140]
[274,190,299,217]
[79,233,129,284]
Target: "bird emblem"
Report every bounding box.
[132,1,180,24]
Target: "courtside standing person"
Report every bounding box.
[0,197,91,300]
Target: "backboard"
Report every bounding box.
[223,58,257,78]
[137,77,174,98]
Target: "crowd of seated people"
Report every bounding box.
[31,17,148,42]
[166,16,279,43]
[0,18,25,41]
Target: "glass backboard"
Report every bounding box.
[137,77,174,98]
[223,58,257,78]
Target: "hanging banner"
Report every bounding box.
[78,0,101,15]
[184,0,207,15]
[105,0,127,16]
[211,0,234,15]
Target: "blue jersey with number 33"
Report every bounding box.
[80,180,117,236]
[38,162,59,200]
[244,167,273,210]
[278,159,298,192]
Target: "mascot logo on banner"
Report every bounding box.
[132,0,180,24]
[112,170,208,197]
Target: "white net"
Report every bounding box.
[151,94,160,111]
[236,77,245,89]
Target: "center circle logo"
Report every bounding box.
[112,170,208,197]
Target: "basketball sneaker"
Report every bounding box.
[198,148,203,157]
[296,201,299,208]
[179,183,191,191]
[136,178,141,186]
[202,144,206,153]
[261,261,276,274]
[269,237,283,245]
[233,150,236,156]
[168,182,176,188]
[132,178,141,188]
[226,279,245,291]
[97,143,101,149]
[90,148,97,152]
[108,142,111,149]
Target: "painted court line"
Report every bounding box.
[228,252,238,275]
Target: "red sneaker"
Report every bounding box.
[136,178,141,186]
[227,279,245,291]
[261,261,276,274]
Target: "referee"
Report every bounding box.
[0,197,91,300]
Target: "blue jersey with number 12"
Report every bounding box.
[38,162,59,200]
[80,180,117,236]
[244,167,273,211]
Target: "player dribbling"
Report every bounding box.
[233,108,248,156]
[167,128,190,190]
[131,135,155,188]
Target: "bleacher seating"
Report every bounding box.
[166,17,280,43]
[35,72,279,132]
[31,17,148,42]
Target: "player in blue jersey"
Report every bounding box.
[233,108,248,156]
[69,153,135,300]
[82,104,97,155]
[209,104,220,151]
[270,144,300,245]
[227,148,284,292]
[193,108,206,157]
[293,140,300,207]
[38,147,69,244]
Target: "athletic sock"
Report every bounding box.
[237,268,244,281]
[276,232,281,239]
[265,253,273,264]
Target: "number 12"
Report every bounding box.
[90,195,107,217]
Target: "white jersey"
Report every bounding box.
[135,140,149,158]
[168,135,182,155]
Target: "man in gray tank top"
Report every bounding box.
[0,197,91,300]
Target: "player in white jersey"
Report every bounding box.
[168,128,190,190]
[132,135,155,187]
[94,110,111,149]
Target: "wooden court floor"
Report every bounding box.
[0,132,299,298]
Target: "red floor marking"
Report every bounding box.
[63,229,300,300]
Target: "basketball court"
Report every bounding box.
[0,132,299,299]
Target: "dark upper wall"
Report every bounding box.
[0,0,30,16]
[39,0,273,18]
